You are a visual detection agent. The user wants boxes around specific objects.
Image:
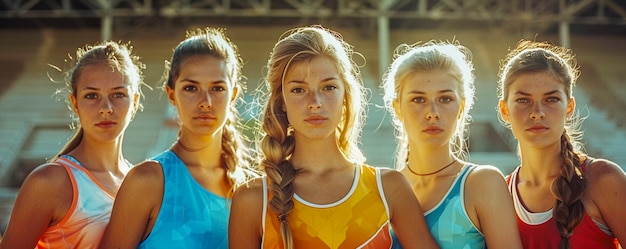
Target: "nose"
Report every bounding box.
[199,91,212,109]
[99,99,113,115]
[426,103,440,120]
[308,92,321,110]
[530,103,545,120]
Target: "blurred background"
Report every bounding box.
[1,0,625,233]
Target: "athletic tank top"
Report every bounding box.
[426,164,484,248]
[138,150,230,249]
[507,165,619,249]
[37,155,115,249]
[261,164,393,249]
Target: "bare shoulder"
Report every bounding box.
[585,158,626,190]
[127,160,163,180]
[20,162,72,195]
[232,177,264,203]
[378,167,408,188]
[465,164,507,188]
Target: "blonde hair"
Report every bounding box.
[51,41,146,162]
[257,25,366,248]
[497,40,586,249]
[381,41,475,169]
[164,27,256,194]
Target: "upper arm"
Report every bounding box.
[379,168,439,249]
[100,161,164,249]
[586,159,626,245]
[0,164,71,249]
[466,165,522,249]
[229,178,264,249]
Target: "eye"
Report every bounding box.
[84,93,98,99]
[183,85,197,91]
[290,87,305,94]
[411,97,425,103]
[211,86,226,92]
[515,98,530,104]
[546,96,560,102]
[322,85,337,91]
[439,96,453,103]
[113,92,127,98]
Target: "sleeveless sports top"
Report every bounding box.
[138,150,230,249]
[262,164,393,249]
[508,165,619,249]
[37,155,116,249]
[390,164,484,249]
[425,164,484,249]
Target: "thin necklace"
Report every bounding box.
[407,159,457,176]
[177,139,209,152]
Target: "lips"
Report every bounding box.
[96,120,116,128]
[195,114,216,122]
[423,125,443,135]
[305,115,328,125]
[526,124,549,133]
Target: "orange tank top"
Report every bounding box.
[36,156,116,249]
[262,164,392,249]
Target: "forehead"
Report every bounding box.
[507,71,566,95]
[178,55,228,78]
[284,56,339,81]
[76,63,129,89]
[400,70,460,93]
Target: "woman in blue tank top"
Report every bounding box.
[100,27,257,249]
[381,41,523,249]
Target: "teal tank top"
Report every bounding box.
[138,150,230,249]
[392,164,485,249]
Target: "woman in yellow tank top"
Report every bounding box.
[228,25,439,249]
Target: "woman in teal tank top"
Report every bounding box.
[381,41,523,249]
[100,27,257,249]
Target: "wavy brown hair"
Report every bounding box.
[257,25,366,248]
[51,41,146,162]
[498,40,586,249]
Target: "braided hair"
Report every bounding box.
[498,40,586,249]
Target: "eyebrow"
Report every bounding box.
[513,90,561,96]
[80,86,128,91]
[286,77,339,84]
[179,78,227,84]
[407,89,454,95]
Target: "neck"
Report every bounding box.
[518,142,564,183]
[173,129,224,169]
[68,137,127,173]
[406,143,457,174]
[290,135,352,172]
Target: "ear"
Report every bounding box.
[566,97,576,119]
[166,86,176,106]
[69,94,79,115]
[499,100,510,123]
[230,86,238,103]
[392,100,402,121]
[458,99,465,120]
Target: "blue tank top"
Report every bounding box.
[392,164,484,249]
[138,150,230,249]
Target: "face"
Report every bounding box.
[282,56,345,141]
[499,71,575,149]
[167,55,235,137]
[393,70,463,148]
[70,63,138,143]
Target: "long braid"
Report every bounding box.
[552,132,586,249]
[220,112,255,197]
[260,105,296,248]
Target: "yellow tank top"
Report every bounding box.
[262,164,392,249]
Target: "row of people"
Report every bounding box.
[0,25,624,249]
